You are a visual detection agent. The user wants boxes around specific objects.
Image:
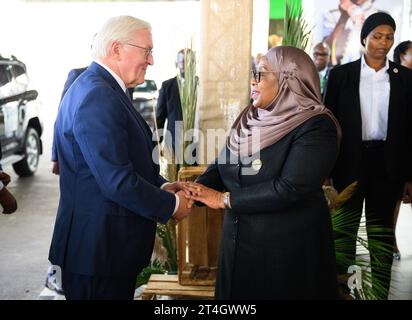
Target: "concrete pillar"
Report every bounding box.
[198,0,253,163]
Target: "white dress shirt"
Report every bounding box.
[359,55,390,141]
[95,60,179,215]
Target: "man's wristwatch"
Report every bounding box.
[222,192,231,209]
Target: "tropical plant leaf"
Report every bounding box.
[135,259,166,288]
[177,44,198,167]
[156,222,178,272]
[282,0,312,50]
[332,205,394,300]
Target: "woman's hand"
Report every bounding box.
[183,182,225,210]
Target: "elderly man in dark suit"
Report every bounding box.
[49,15,192,300]
[324,12,412,298]
[52,67,135,175]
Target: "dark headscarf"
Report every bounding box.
[360,12,396,46]
[227,46,341,157]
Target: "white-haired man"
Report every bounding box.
[49,16,192,300]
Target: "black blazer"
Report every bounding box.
[155,77,183,151]
[197,115,339,299]
[324,59,412,190]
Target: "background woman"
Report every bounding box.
[324,12,412,298]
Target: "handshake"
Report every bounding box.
[163,181,230,223]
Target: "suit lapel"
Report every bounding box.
[349,60,363,139]
[88,62,155,155]
[386,62,400,142]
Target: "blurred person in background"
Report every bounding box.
[389,39,412,261]
[312,42,331,96]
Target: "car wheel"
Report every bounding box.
[13,127,40,177]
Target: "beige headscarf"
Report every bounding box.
[228,46,341,157]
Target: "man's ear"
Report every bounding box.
[109,40,122,60]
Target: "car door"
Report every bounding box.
[0,63,22,156]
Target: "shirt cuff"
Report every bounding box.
[0,181,4,191]
[172,194,179,216]
[161,182,171,190]
[161,183,179,216]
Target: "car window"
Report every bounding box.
[134,80,157,92]
[0,64,13,99]
[11,65,29,93]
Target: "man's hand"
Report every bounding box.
[163,182,189,195]
[0,187,17,214]
[52,161,59,175]
[402,181,412,204]
[0,171,11,187]
[172,191,193,222]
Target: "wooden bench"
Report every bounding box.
[141,274,215,300]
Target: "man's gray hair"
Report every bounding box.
[92,15,151,60]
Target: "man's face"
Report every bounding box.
[312,45,330,71]
[117,28,154,88]
[176,52,185,78]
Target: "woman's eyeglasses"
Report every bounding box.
[251,70,276,83]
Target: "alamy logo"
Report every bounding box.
[152,121,262,176]
[46,265,63,292]
[347,265,362,291]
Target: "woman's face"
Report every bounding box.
[400,46,412,69]
[250,61,279,109]
[364,25,394,60]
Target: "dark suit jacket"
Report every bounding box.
[61,68,87,99]
[49,62,175,277]
[52,67,134,161]
[155,77,183,151]
[197,115,339,299]
[324,59,412,190]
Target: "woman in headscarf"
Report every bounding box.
[324,12,412,299]
[185,46,341,299]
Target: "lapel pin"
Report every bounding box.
[252,159,262,171]
[393,68,398,74]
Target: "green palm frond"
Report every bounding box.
[282,0,312,50]
[156,222,178,272]
[177,45,198,167]
[332,204,393,300]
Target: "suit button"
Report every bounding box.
[234,217,239,224]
